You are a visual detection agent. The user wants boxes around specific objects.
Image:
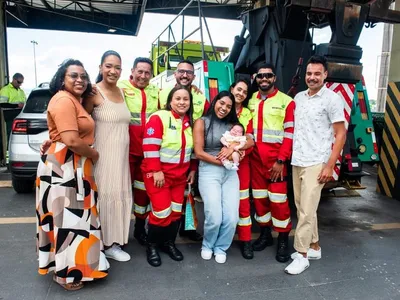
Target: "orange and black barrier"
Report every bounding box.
[377,82,400,201]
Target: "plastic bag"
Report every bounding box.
[184,184,198,230]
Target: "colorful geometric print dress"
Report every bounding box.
[36,91,109,284]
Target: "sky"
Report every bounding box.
[5,12,384,99]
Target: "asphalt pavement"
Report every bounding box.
[0,165,400,300]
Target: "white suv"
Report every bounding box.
[8,86,51,193]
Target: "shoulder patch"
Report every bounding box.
[147,127,155,136]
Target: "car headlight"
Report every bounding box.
[358,144,366,154]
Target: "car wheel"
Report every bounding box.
[12,178,34,194]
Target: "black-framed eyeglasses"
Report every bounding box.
[66,73,89,81]
[256,72,275,79]
[177,69,194,76]
[16,80,23,84]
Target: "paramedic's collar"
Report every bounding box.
[171,109,190,123]
[257,88,279,100]
[305,85,327,98]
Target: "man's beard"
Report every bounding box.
[258,82,274,92]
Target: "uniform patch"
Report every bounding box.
[147,127,155,135]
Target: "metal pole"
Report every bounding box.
[181,14,185,60]
[201,10,217,61]
[197,0,205,60]
[31,40,38,87]
[151,0,195,45]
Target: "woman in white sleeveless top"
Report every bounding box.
[83,50,132,261]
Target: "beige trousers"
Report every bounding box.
[292,164,325,253]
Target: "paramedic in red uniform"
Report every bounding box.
[141,86,196,267]
[249,63,295,263]
[230,79,254,259]
[118,57,160,246]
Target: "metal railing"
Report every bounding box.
[150,0,218,74]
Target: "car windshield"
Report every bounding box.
[23,90,52,113]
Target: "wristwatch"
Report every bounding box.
[277,159,284,164]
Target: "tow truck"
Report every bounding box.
[150,0,400,189]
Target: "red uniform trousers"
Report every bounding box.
[130,154,150,220]
[250,148,292,233]
[143,173,186,227]
[237,155,252,241]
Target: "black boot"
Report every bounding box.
[134,218,148,246]
[179,215,203,241]
[252,227,273,251]
[240,241,254,259]
[160,221,184,261]
[146,225,162,267]
[275,232,290,263]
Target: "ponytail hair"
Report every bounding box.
[96,50,122,83]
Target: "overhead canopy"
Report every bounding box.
[5,0,251,36]
[5,0,148,36]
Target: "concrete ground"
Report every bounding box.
[0,165,400,300]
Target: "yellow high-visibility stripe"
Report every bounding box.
[238,216,252,226]
[269,192,287,203]
[133,180,146,191]
[252,189,268,199]
[152,206,172,219]
[272,217,291,228]
[254,212,271,224]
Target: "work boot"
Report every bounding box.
[146,225,162,267]
[179,214,203,241]
[160,221,184,261]
[252,227,273,251]
[276,232,290,263]
[240,241,254,260]
[134,218,148,246]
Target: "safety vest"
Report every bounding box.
[118,80,159,125]
[237,106,252,130]
[149,110,193,164]
[0,83,26,104]
[159,86,207,121]
[249,90,292,144]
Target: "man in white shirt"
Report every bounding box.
[285,55,347,275]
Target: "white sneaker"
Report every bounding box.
[201,249,213,260]
[105,245,131,262]
[285,253,310,275]
[215,253,227,264]
[291,247,321,260]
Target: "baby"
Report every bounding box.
[220,124,246,170]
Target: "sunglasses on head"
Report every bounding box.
[256,72,275,79]
[177,69,194,76]
[66,73,89,81]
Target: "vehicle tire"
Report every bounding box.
[12,178,34,194]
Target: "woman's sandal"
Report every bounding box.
[53,275,84,291]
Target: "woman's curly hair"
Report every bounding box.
[49,59,92,98]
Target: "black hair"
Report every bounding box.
[307,55,328,71]
[96,50,122,83]
[257,62,276,75]
[230,79,251,108]
[231,122,245,135]
[133,57,153,71]
[165,85,194,126]
[49,59,92,98]
[12,73,24,80]
[205,91,238,142]
[177,60,194,69]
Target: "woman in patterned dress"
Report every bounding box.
[36,59,109,291]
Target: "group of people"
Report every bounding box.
[36,50,346,291]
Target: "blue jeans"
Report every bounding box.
[198,161,240,255]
